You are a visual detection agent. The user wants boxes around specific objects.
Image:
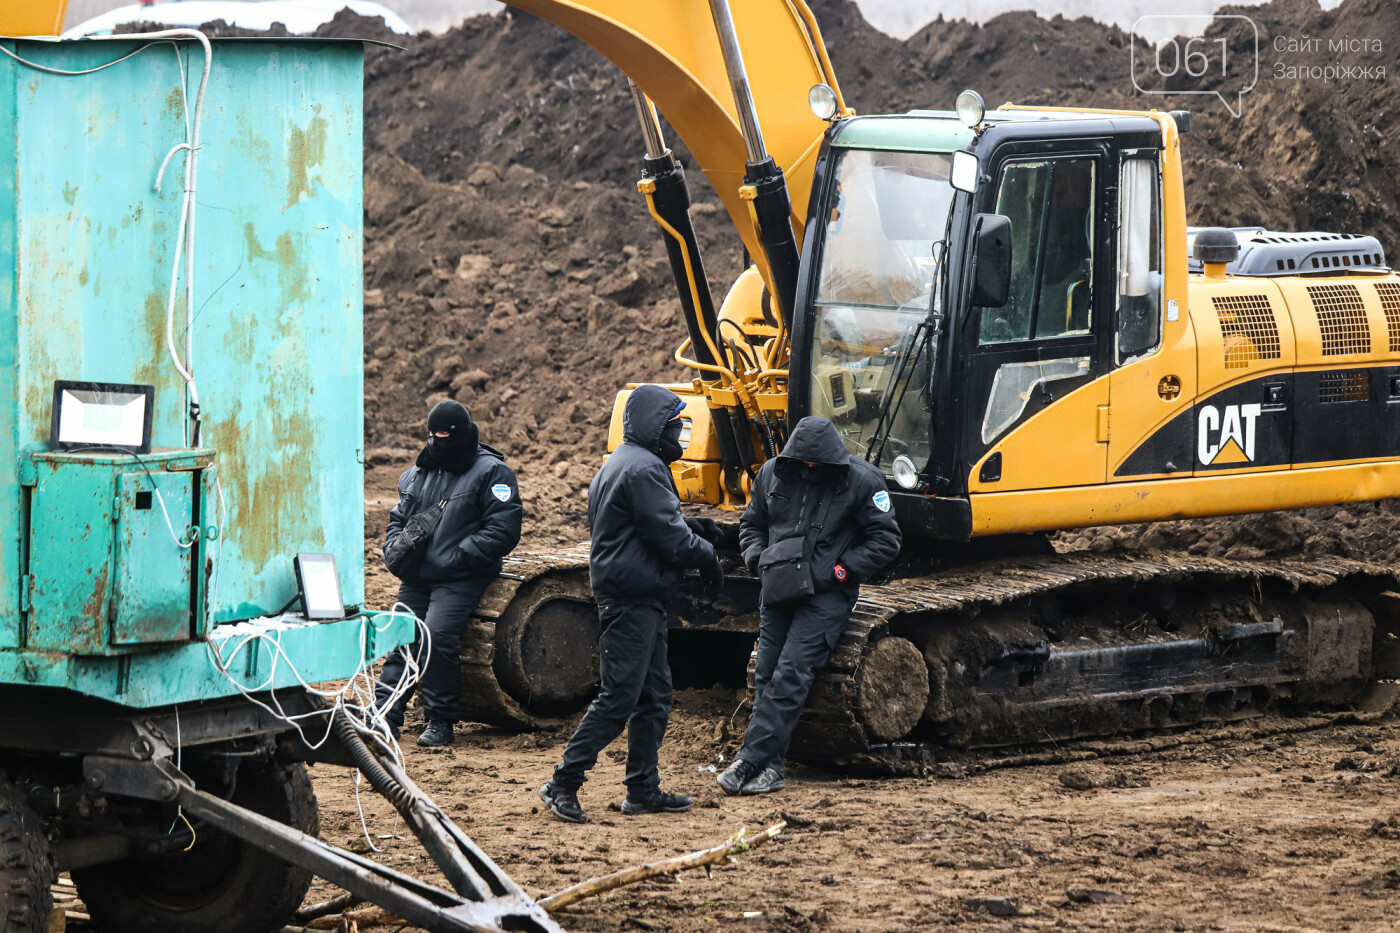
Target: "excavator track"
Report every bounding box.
[460,547,1400,768]
[460,547,593,729]
[787,552,1400,767]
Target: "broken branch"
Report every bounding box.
[295,892,364,923]
[539,821,786,911]
[305,904,407,930]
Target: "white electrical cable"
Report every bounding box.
[203,600,431,851]
[204,601,432,754]
[0,41,156,74]
[150,481,199,549]
[143,32,213,446]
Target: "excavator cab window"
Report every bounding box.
[808,148,954,471]
[978,157,1097,345]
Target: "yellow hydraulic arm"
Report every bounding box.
[504,0,847,290]
[1,0,70,36]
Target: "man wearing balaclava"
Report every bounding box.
[539,384,724,823]
[375,399,522,747]
[717,416,901,795]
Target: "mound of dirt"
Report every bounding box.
[123,0,1400,557]
[344,0,1400,557]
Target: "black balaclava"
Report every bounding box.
[657,414,685,464]
[798,462,845,485]
[417,399,480,473]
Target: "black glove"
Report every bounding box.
[685,516,723,545]
[699,555,725,598]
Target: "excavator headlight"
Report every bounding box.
[955,89,986,128]
[808,83,839,121]
[892,455,919,490]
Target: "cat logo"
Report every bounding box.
[1197,403,1263,466]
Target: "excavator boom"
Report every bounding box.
[505,0,844,289]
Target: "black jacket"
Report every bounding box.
[588,384,715,603]
[739,417,902,590]
[386,443,522,584]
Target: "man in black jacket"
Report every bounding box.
[717,416,902,795]
[376,400,522,747]
[540,384,724,823]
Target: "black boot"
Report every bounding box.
[417,720,454,747]
[621,788,693,815]
[716,759,760,796]
[739,766,785,795]
[539,783,587,824]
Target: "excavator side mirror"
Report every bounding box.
[970,212,1012,309]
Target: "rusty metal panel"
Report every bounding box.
[2,39,365,633]
[27,457,116,654]
[112,471,193,645]
[0,49,18,648]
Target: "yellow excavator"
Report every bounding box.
[461,0,1400,766]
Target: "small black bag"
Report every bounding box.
[756,536,814,606]
[756,490,835,607]
[383,491,470,580]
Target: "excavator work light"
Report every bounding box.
[808,83,838,121]
[892,455,920,490]
[955,89,985,128]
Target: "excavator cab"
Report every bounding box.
[791,110,1171,541]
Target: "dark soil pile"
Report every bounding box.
[343,0,1400,554]
[146,0,1400,557]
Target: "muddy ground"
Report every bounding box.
[304,688,1400,933]
[339,463,1400,933]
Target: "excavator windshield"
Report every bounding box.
[808,148,953,471]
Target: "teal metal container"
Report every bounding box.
[0,37,411,703]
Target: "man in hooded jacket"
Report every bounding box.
[375,399,522,747]
[717,416,902,795]
[540,384,724,823]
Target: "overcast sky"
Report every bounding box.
[64,0,1346,41]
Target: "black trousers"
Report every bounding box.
[738,588,859,774]
[552,601,672,793]
[375,578,490,728]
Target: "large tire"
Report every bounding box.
[0,774,55,933]
[73,761,317,933]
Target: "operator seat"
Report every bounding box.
[1035,162,1094,337]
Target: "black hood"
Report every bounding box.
[778,417,850,465]
[623,384,683,457]
[775,417,850,485]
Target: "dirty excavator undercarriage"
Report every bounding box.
[457,544,1400,767]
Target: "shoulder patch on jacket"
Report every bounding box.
[491,483,512,502]
[872,490,891,512]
